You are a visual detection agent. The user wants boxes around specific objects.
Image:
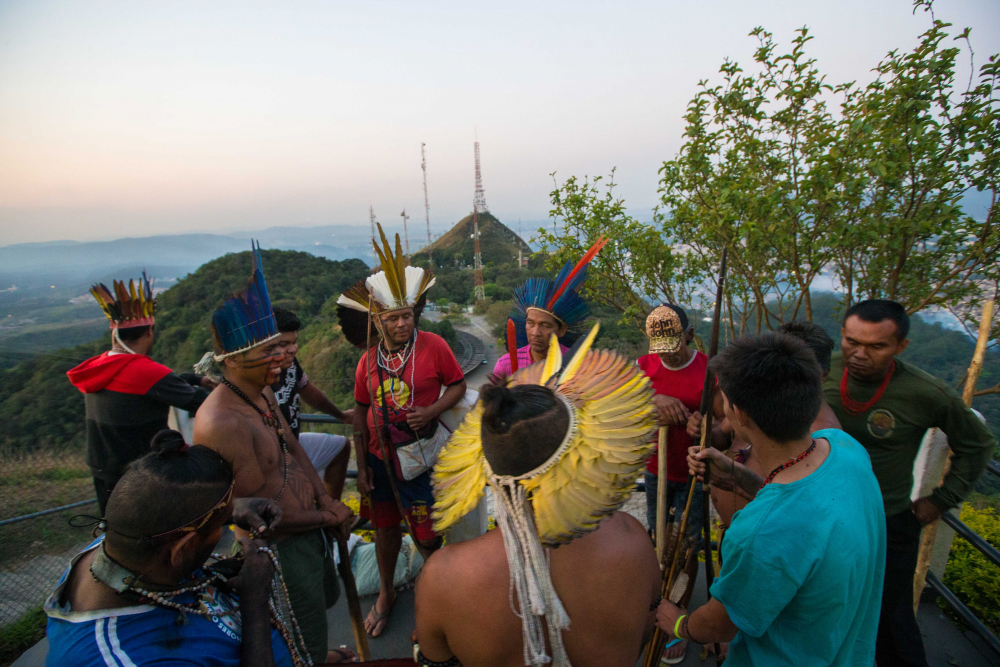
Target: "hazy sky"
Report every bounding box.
[1,0,997,245]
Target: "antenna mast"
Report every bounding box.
[518,217,523,269]
[369,205,376,246]
[472,139,487,302]
[421,143,433,269]
[400,209,411,259]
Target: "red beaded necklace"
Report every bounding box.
[840,359,895,415]
[762,439,817,486]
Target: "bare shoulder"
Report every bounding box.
[193,391,252,452]
[421,530,503,594]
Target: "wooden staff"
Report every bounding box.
[335,533,371,661]
[655,426,669,567]
[912,299,995,612]
[643,248,728,667]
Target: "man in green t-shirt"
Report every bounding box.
[823,299,996,667]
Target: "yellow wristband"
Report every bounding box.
[674,614,687,640]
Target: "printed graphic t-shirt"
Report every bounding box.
[711,429,886,667]
[637,351,707,481]
[272,358,309,438]
[45,538,293,667]
[355,330,465,459]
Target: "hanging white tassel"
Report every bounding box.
[193,351,216,376]
[490,477,572,667]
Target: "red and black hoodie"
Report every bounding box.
[67,352,209,483]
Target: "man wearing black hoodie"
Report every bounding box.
[67,276,214,514]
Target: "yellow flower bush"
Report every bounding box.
[942,504,1000,634]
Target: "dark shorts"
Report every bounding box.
[361,452,436,541]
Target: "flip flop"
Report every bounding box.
[661,639,687,665]
[365,596,394,637]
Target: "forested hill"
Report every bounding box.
[0,250,369,456]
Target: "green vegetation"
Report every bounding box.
[411,212,530,269]
[540,3,1000,343]
[942,504,1000,635]
[0,608,46,667]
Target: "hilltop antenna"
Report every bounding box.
[421,143,433,269]
[369,206,377,261]
[400,209,411,259]
[518,217,523,269]
[472,138,486,302]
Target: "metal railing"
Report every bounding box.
[924,463,1000,657]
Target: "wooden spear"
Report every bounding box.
[912,298,995,612]
[642,248,728,667]
[335,533,371,661]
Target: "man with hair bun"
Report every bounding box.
[416,326,661,667]
[824,299,996,667]
[659,332,885,667]
[44,430,297,667]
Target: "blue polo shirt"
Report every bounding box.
[44,538,293,667]
[710,429,886,667]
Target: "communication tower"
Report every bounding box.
[421,143,433,269]
[472,140,487,302]
[400,209,411,259]
[369,205,376,245]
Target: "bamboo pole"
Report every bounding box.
[912,299,995,612]
[335,533,371,661]
[655,427,669,568]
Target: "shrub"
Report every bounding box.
[941,504,1000,635]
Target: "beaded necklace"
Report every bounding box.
[222,379,289,502]
[375,331,417,410]
[761,439,817,486]
[90,544,312,667]
[839,360,895,415]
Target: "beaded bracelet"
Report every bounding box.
[674,614,688,640]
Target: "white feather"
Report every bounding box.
[336,294,370,312]
[365,273,398,309]
[404,266,430,305]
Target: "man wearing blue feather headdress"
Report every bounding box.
[194,242,357,665]
[493,238,608,377]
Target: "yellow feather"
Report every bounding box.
[558,322,600,385]
[538,333,562,385]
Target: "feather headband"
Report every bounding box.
[90,272,156,330]
[506,237,607,349]
[433,322,656,666]
[210,241,280,361]
[337,223,435,315]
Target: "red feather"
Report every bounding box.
[506,319,519,374]
[545,236,609,310]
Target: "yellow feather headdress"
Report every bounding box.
[335,223,435,348]
[432,322,656,666]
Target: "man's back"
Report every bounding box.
[711,429,886,666]
[416,511,659,667]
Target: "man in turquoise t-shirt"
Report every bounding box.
[657,332,885,666]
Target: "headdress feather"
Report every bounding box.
[210,241,279,361]
[89,271,156,330]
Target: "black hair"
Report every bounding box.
[105,430,232,562]
[479,383,569,476]
[118,325,152,342]
[664,304,690,330]
[844,299,910,340]
[777,321,835,374]
[272,307,301,333]
[709,332,822,443]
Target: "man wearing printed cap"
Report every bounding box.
[194,243,356,665]
[637,304,707,664]
[67,273,214,515]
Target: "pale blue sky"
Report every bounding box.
[0,0,997,245]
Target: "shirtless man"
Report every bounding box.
[193,246,355,665]
[417,332,660,667]
[687,320,841,526]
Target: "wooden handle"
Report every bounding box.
[336,534,371,661]
[655,426,669,568]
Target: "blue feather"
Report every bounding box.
[211,241,278,355]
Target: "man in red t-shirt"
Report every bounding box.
[639,305,707,538]
[638,304,706,663]
[339,226,467,639]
